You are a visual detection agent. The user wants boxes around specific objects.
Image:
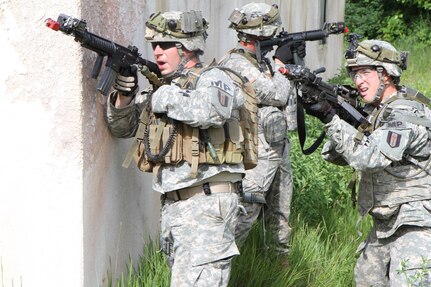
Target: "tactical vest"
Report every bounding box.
[219,48,297,132]
[122,64,259,177]
[355,87,431,217]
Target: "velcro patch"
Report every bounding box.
[386,131,402,148]
[218,90,228,107]
[379,128,410,161]
[383,121,406,129]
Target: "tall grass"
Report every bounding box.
[107,35,430,287]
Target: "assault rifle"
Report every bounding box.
[280,64,370,154]
[45,14,162,96]
[255,21,347,64]
[280,64,369,127]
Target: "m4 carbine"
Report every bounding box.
[45,13,162,96]
[280,64,369,127]
[280,64,370,154]
[255,21,347,64]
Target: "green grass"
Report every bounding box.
[107,35,430,287]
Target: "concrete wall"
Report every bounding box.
[0,0,344,286]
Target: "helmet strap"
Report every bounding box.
[162,43,195,80]
[371,66,386,104]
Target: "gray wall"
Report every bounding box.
[0,1,344,286]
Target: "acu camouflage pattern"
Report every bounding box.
[219,46,294,252]
[145,11,208,52]
[228,2,281,37]
[354,226,431,287]
[346,39,405,78]
[160,192,240,286]
[322,90,431,285]
[107,67,245,193]
[106,62,245,286]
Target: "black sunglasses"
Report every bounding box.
[151,42,177,50]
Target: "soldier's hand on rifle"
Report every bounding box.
[302,100,336,124]
[114,65,139,97]
[292,41,306,58]
[274,41,307,64]
[273,43,294,64]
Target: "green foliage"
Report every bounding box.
[345,0,384,39]
[397,257,431,286]
[394,0,431,10]
[380,12,408,42]
[228,207,369,287]
[289,121,353,226]
[105,25,431,287]
[396,36,431,96]
[345,0,431,44]
[107,240,170,287]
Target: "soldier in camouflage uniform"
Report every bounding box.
[304,39,431,286]
[219,3,299,255]
[105,10,245,286]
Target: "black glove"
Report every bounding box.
[273,41,307,64]
[113,65,138,97]
[302,100,336,124]
[273,43,294,64]
[292,41,306,59]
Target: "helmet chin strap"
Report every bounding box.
[162,43,195,80]
[371,66,386,104]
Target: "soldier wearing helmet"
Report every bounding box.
[105,10,245,286]
[219,2,300,259]
[304,39,431,285]
[345,39,407,105]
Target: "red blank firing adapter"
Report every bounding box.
[45,18,60,31]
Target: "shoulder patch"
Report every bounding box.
[386,131,402,148]
[379,129,411,161]
[217,89,230,107]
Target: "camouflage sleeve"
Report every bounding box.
[221,56,290,107]
[105,91,144,138]
[325,115,394,170]
[252,62,290,107]
[325,103,430,171]
[151,68,243,129]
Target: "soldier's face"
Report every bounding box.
[151,42,181,76]
[351,66,379,104]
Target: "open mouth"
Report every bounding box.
[358,86,368,97]
[156,60,166,67]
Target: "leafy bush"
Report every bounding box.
[345,0,384,39]
[345,0,431,44]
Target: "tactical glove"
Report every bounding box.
[302,100,336,124]
[293,41,306,58]
[113,65,138,97]
[273,43,294,64]
[273,41,306,64]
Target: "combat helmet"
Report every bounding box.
[145,10,209,53]
[345,39,408,78]
[228,3,281,40]
[345,39,408,103]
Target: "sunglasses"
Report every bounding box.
[151,42,177,50]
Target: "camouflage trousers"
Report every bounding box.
[236,138,293,254]
[355,225,431,287]
[160,191,240,287]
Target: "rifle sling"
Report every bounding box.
[297,100,326,155]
